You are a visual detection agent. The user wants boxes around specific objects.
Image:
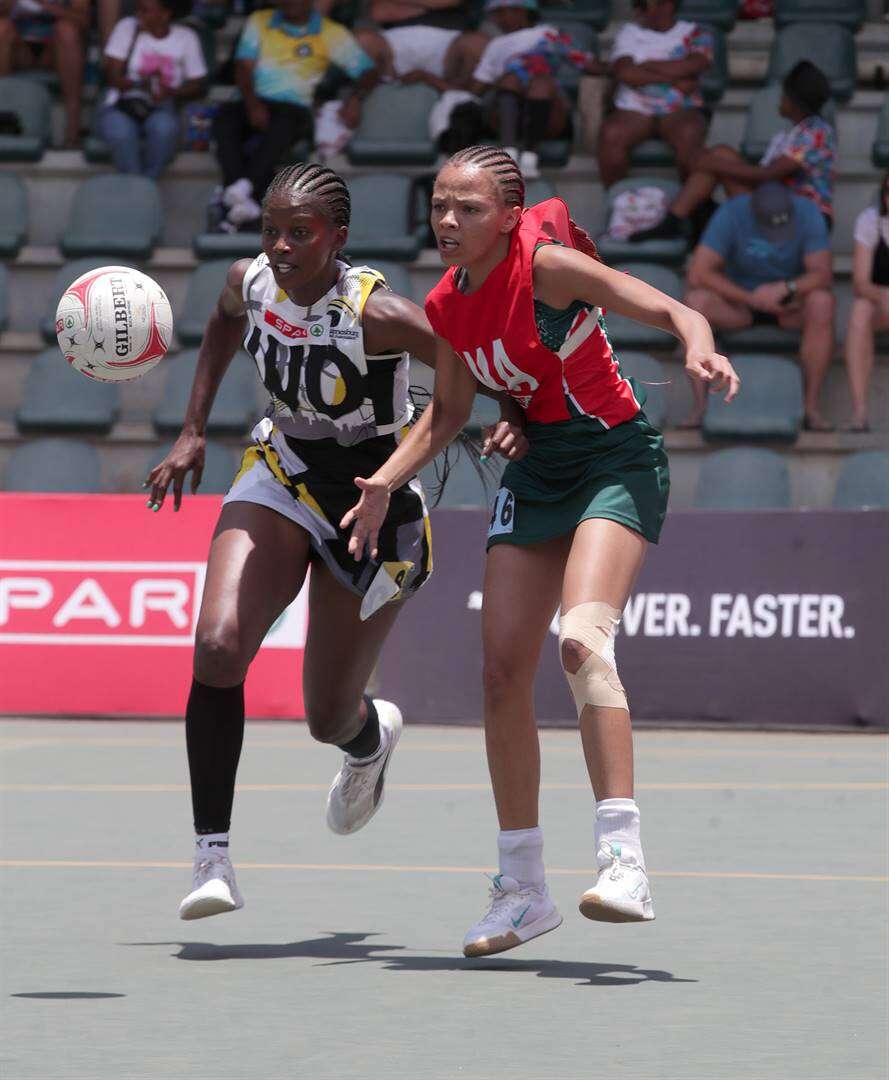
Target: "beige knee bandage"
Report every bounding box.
[559,601,628,715]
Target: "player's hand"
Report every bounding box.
[339,95,362,129]
[340,475,390,561]
[481,420,529,462]
[685,350,740,404]
[144,431,205,513]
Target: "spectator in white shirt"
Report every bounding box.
[99,0,207,178]
[597,0,713,188]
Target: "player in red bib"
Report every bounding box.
[343,145,739,957]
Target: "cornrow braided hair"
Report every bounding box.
[262,162,351,228]
[446,145,525,208]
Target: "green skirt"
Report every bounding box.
[487,411,670,549]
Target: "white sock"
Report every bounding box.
[498,826,545,888]
[595,798,644,869]
[196,832,229,854]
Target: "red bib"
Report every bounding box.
[425,198,641,428]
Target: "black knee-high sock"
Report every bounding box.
[337,695,381,759]
[185,678,245,834]
[522,98,551,150]
[496,90,522,147]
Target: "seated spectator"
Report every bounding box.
[596,0,713,189]
[633,60,835,242]
[99,0,207,179]
[0,0,89,147]
[214,0,375,230]
[684,183,835,431]
[843,174,889,433]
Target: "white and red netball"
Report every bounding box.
[55,265,173,382]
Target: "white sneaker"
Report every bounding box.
[518,150,540,179]
[222,177,253,208]
[326,700,402,835]
[226,197,261,227]
[463,874,563,958]
[578,841,655,923]
[178,850,244,921]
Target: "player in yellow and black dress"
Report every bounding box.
[144,163,526,920]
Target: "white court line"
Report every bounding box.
[0,859,886,883]
[2,781,887,793]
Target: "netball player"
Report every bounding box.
[145,162,525,920]
[342,146,740,956]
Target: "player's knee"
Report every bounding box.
[193,627,247,686]
[482,655,525,705]
[559,602,628,716]
[560,637,590,675]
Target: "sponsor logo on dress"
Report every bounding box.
[264,310,308,339]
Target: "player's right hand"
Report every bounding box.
[144,432,205,513]
[340,475,391,561]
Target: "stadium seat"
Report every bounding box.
[16,348,120,436]
[616,351,668,430]
[153,350,259,436]
[154,439,239,494]
[774,0,865,32]
[40,259,134,342]
[342,175,425,261]
[0,264,8,333]
[524,177,557,205]
[741,83,838,162]
[766,23,857,105]
[61,176,163,260]
[193,231,260,260]
[347,84,439,166]
[677,0,737,32]
[831,451,889,510]
[367,259,415,302]
[601,264,682,350]
[592,177,686,266]
[630,139,675,169]
[873,96,889,169]
[702,353,803,442]
[699,25,727,106]
[540,0,611,32]
[177,260,230,346]
[0,77,51,162]
[0,175,27,257]
[694,447,791,509]
[3,437,102,493]
[717,323,800,354]
[420,448,501,509]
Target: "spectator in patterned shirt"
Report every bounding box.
[213,0,376,230]
[596,0,713,188]
[632,60,835,242]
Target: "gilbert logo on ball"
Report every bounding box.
[55,265,173,382]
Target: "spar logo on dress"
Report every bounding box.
[0,560,307,647]
[264,310,308,339]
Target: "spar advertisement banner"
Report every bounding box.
[1,496,887,727]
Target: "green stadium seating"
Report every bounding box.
[831,451,889,510]
[694,448,790,509]
[193,231,260,260]
[601,264,682,350]
[40,259,135,343]
[717,323,800,354]
[677,0,736,32]
[420,448,502,509]
[0,175,27,257]
[873,96,889,169]
[524,178,557,205]
[539,0,611,32]
[592,177,687,266]
[630,139,675,168]
[774,0,865,32]
[365,260,415,303]
[741,83,837,162]
[4,438,103,493]
[0,264,8,333]
[16,348,120,436]
[702,353,803,442]
[61,176,163,260]
[153,439,239,494]
[0,77,51,162]
[616,351,668,430]
[347,84,440,166]
[342,175,425,261]
[153,349,259,436]
[177,260,230,346]
[766,23,857,105]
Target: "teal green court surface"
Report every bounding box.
[2,721,887,1080]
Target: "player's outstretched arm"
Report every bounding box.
[144,259,251,513]
[533,244,741,404]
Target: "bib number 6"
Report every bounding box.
[488,487,516,538]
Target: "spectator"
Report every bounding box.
[596,0,713,189]
[684,183,835,431]
[633,60,835,242]
[99,0,207,179]
[0,0,89,147]
[214,0,376,230]
[843,174,889,433]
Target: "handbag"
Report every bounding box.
[116,23,155,123]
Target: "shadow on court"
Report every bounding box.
[126,931,696,988]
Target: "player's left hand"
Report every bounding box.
[685,349,740,404]
[481,420,529,462]
[341,475,390,561]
